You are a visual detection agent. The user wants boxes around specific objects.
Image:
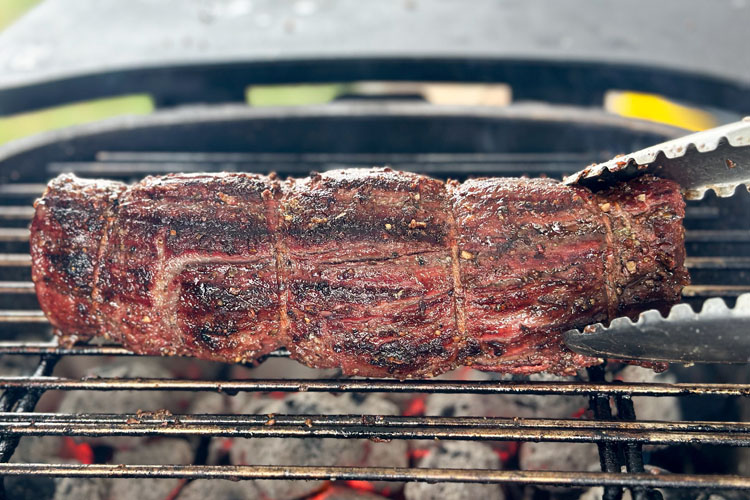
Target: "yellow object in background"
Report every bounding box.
[605,91,717,131]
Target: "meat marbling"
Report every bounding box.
[30,169,688,378]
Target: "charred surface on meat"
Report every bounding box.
[30,169,689,378]
[30,175,125,343]
[281,170,463,378]
[93,173,283,362]
[450,178,611,375]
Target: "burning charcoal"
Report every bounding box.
[344,394,409,493]
[236,357,341,379]
[111,437,193,464]
[519,441,600,473]
[404,441,505,500]
[314,486,390,499]
[359,438,408,494]
[56,359,183,449]
[226,358,340,412]
[223,392,398,500]
[58,359,181,415]
[187,392,229,414]
[347,392,408,494]
[519,441,601,495]
[421,372,588,465]
[9,434,92,499]
[176,479,259,500]
[108,438,194,500]
[425,372,588,419]
[53,478,108,500]
[507,373,589,417]
[424,391,488,418]
[11,436,76,464]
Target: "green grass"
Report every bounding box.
[0,94,154,144]
[247,84,348,107]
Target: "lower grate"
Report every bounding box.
[0,352,746,497]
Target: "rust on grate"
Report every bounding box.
[0,375,747,397]
[0,412,748,446]
[0,464,748,489]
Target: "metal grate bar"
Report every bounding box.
[684,257,750,269]
[0,312,46,323]
[0,376,746,396]
[0,207,35,221]
[0,229,29,243]
[0,255,31,267]
[0,463,747,489]
[685,206,721,219]
[0,356,59,464]
[588,366,624,500]
[0,185,45,197]
[685,230,750,242]
[3,412,749,432]
[615,395,661,500]
[0,413,747,445]
[0,283,34,294]
[682,285,750,297]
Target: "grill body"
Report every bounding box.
[1,1,750,499]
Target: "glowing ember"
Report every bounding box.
[220,438,234,452]
[345,480,376,492]
[58,437,94,464]
[408,448,430,460]
[570,406,588,419]
[403,396,425,416]
[495,442,519,462]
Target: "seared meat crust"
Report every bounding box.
[31,169,688,378]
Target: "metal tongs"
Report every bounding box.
[563,119,750,364]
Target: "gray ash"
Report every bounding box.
[404,441,505,500]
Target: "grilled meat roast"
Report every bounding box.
[30,169,689,378]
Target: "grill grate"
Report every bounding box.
[0,355,749,492]
[1,410,750,445]
[1,147,749,500]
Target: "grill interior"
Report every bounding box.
[0,105,749,500]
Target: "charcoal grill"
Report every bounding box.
[1,1,750,499]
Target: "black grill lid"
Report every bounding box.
[0,0,749,114]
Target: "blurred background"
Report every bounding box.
[0,0,730,148]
